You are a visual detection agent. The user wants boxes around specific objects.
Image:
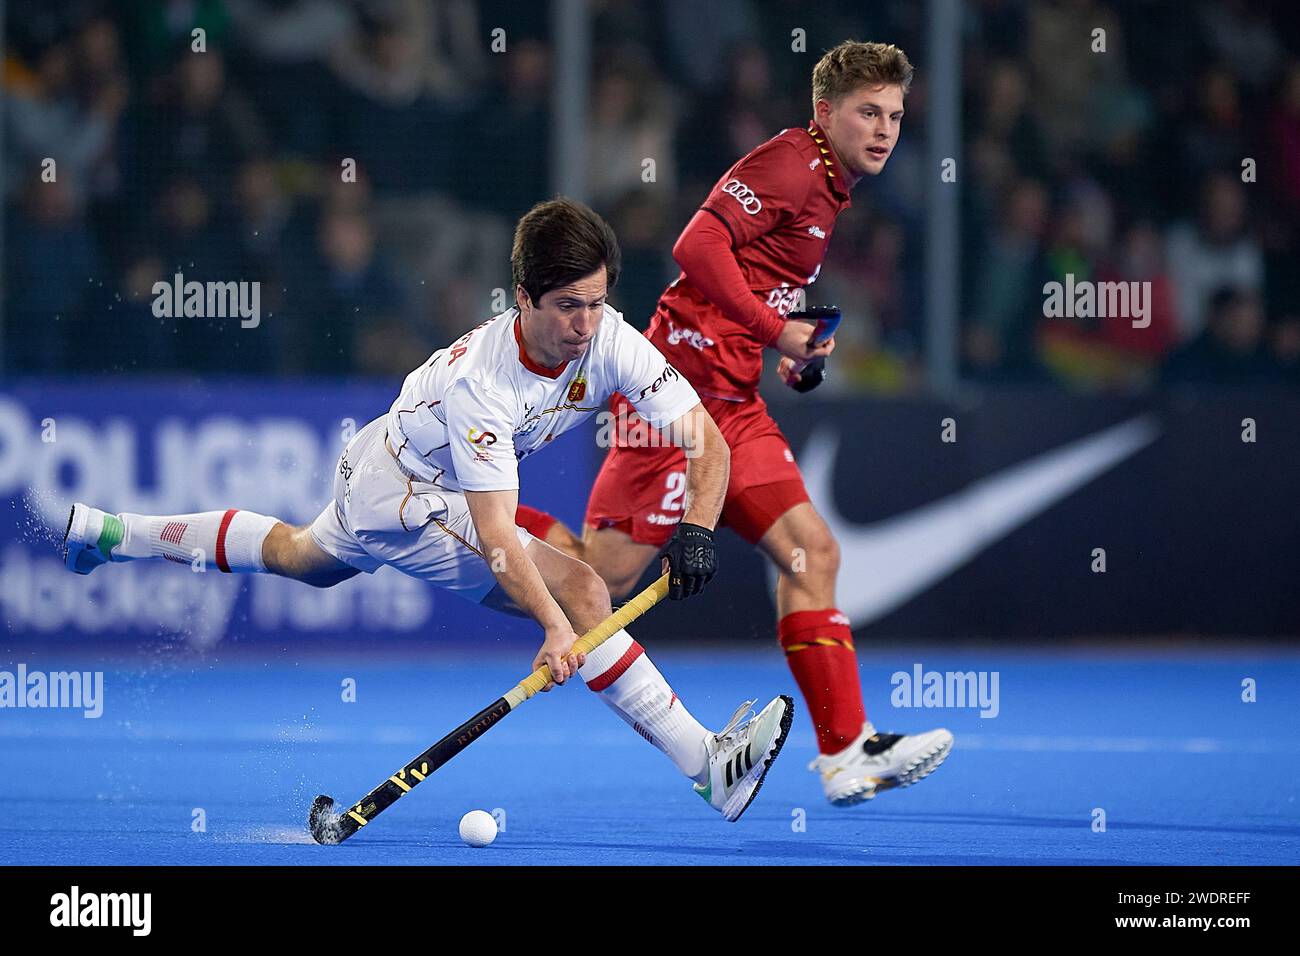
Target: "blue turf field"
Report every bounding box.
[1,646,1296,865]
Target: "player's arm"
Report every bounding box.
[675,141,835,366]
[665,402,728,531]
[614,321,729,599]
[674,212,836,368]
[446,379,581,686]
[463,488,583,687]
[656,401,730,599]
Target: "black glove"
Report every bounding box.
[785,306,840,394]
[790,356,828,393]
[659,522,717,599]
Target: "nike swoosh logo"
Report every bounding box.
[796,415,1161,625]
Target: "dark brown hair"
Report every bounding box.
[511,197,621,304]
[812,40,914,110]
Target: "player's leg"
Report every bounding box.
[262,521,361,587]
[750,495,863,749]
[477,523,793,821]
[744,493,952,804]
[63,501,359,588]
[514,503,585,560]
[580,524,659,599]
[757,499,953,802]
[714,399,953,805]
[699,399,856,739]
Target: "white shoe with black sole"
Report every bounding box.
[810,724,953,807]
[694,696,794,822]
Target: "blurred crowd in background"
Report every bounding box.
[3,0,1299,390]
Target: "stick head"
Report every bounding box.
[308,795,345,845]
[806,305,841,345]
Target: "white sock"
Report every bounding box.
[579,629,710,783]
[115,509,279,573]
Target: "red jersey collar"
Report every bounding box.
[807,121,852,200]
[513,314,570,379]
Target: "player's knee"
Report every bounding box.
[785,523,839,580]
[602,570,638,602]
[581,528,648,601]
[816,528,841,577]
[260,522,296,575]
[264,524,352,586]
[563,560,613,626]
[603,577,631,602]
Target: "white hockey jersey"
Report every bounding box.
[385,305,700,492]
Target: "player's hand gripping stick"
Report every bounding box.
[784,305,841,393]
[659,522,717,599]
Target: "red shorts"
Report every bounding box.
[585,393,809,547]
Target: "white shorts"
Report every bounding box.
[309,416,531,604]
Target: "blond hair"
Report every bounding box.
[812,41,914,110]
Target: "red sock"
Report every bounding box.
[778,609,866,753]
[515,503,559,539]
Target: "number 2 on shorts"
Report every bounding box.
[660,471,686,511]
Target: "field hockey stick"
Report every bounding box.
[308,572,671,844]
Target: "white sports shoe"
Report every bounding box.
[694,696,794,822]
[63,503,123,575]
[809,723,953,807]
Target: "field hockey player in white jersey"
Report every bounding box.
[62,198,793,822]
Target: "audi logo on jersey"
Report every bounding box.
[637,365,680,401]
[466,427,497,445]
[721,178,762,215]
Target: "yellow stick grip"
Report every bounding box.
[505,573,670,707]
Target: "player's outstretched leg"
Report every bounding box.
[507,533,793,822]
[756,500,952,806]
[64,503,278,575]
[62,502,358,586]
